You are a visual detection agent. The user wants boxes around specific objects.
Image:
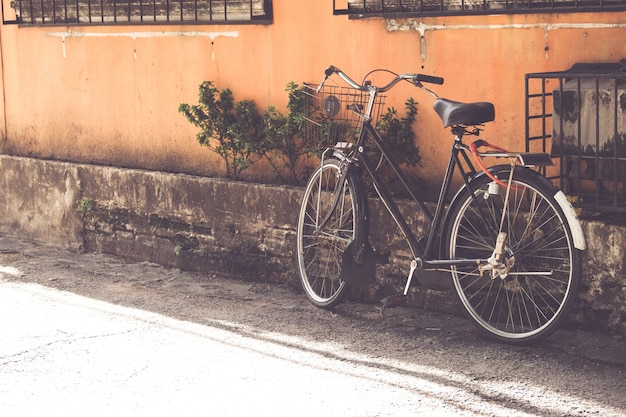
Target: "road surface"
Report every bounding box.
[0,235,624,416]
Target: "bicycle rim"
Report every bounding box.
[296,158,356,308]
[446,169,580,344]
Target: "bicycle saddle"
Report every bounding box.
[433,98,495,128]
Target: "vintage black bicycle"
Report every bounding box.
[296,65,586,344]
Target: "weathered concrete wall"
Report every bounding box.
[0,155,624,335]
[77,162,301,284]
[0,157,83,247]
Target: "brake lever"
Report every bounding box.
[316,65,338,93]
[412,77,439,99]
[411,73,443,99]
[316,75,328,93]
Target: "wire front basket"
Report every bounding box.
[303,83,386,148]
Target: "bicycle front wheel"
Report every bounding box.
[296,158,360,309]
[445,168,581,344]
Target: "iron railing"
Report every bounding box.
[526,61,626,217]
[4,0,272,25]
[334,0,626,17]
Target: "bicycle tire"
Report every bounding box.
[296,157,361,308]
[444,167,582,344]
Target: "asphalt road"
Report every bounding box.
[0,234,624,416]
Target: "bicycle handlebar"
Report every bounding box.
[320,65,444,94]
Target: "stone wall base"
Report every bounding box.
[0,155,623,335]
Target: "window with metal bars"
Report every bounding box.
[526,61,626,216]
[333,0,626,17]
[3,0,272,25]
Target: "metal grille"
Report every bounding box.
[525,61,626,216]
[5,0,272,25]
[334,0,626,17]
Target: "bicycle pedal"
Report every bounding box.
[380,295,407,308]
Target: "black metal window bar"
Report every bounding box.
[525,61,626,217]
[334,0,626,17]
[4,0,272,25]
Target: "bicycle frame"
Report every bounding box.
[327,118,491,272]
[311,66,571,292]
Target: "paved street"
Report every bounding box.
[0,235,624,416]
[0,279,547,416]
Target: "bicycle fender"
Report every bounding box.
[331,149,370,238]
[328,150,380,287]
[446,165,585,251]
[489,166,586,251]
[554,191,586,250]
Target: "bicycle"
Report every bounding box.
[296,65,586,345]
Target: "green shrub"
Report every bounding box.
[369,98,425,197]
[375,98,421,168]
[179,81,423,193]
[179,81,264,180]
[261,82,316,185]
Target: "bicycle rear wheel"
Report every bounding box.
[296,158,360,308]
[444,168,581,344]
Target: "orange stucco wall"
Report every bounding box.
[1,3,625,186]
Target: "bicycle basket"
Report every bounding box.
[303,83,386,148]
